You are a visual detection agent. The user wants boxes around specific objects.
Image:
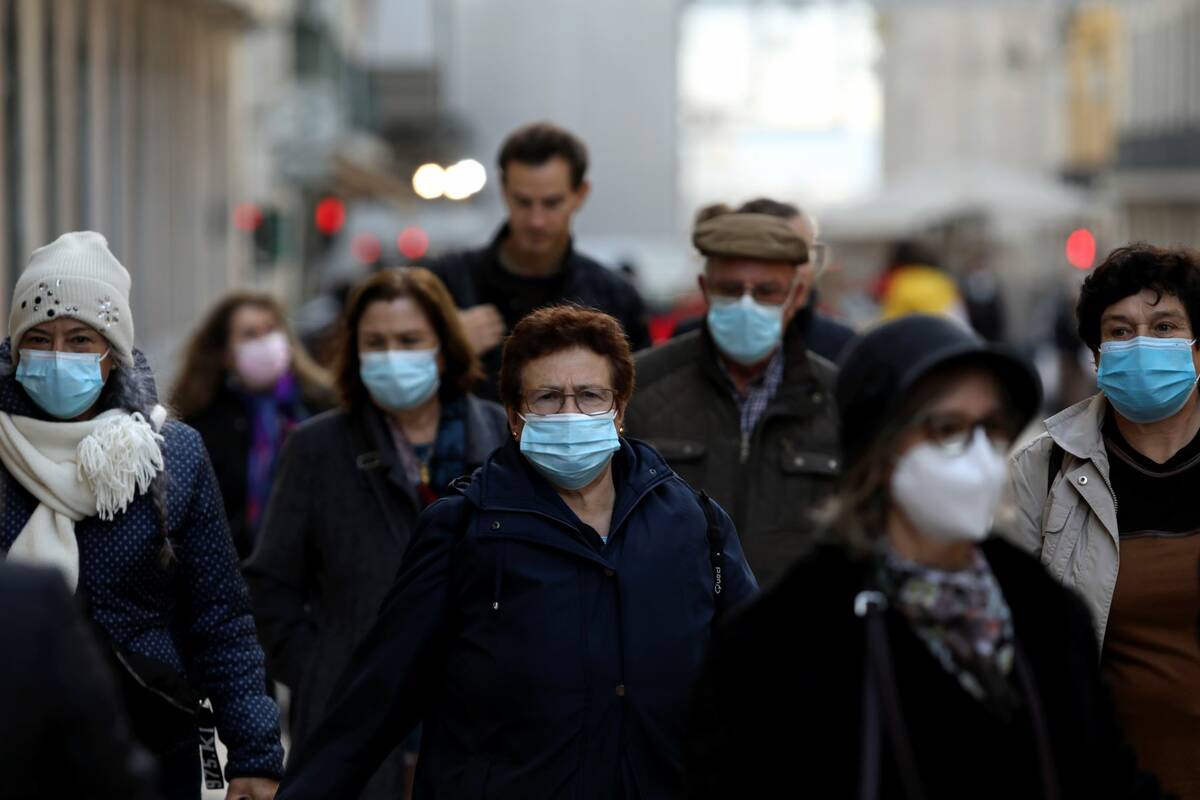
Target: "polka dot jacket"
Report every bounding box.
[0,341,284,780]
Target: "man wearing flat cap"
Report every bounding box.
[626,210,840,589]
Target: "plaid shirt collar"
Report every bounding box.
[719,347,786,435]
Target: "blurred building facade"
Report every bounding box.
[1110,0,1200,247]
[0,0,283,367]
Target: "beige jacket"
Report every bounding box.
[1003,394,1119,646]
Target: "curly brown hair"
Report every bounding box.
[1077,243,1200,352]
[333,267,484,409]
[171,292,330,419]
[499,305,635,413]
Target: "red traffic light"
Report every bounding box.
[397,226,430,260]
[1066,228,1096,270]
[314,197,346,236]
[233,202,264,233]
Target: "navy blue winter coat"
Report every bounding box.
[278,437,758,800]
[0,342,284,780]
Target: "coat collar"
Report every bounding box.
[464,438,673,535]
[697,318,826,417]
[1044,393,1108,462]
[484,222,580,286]
[462,394,504,466]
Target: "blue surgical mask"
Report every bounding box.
[519,411,621,490]
[360,349,441,411]
[16,349,109,420]
[706,293,788,366]
[1097,337,1199,423]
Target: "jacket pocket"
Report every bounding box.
[647,438,706,462]
[1040,493,1078,578]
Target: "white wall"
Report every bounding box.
[880,4,1067,179]
[440,0,679,242]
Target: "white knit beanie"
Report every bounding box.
[9,232,135,366]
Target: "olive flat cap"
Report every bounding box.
[692,212,809,264]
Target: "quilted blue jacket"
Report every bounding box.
[0,341,284,780]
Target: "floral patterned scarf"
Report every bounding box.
[880,548,1018,713]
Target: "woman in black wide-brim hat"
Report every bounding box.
[685,314,1166,800]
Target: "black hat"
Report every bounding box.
[835,315,1042,472]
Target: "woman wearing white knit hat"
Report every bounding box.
[0,232,283,800]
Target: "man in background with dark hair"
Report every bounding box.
[432,121,649,400]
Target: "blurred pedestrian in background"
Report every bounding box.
[737,197,857,361]
[875,240,970,323]
[244,267,507,800]
[670,198,856,361]
[626,209,839,589]
[172,292,333,561]
[687,314,1166,800]
[0,562,159,800]
[0,232,283,799]
[275,306,756,800]
[431,122,649,400]
[1006,244,1200,799]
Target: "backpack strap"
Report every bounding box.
[696,491,725,607]
[1046,441,1065,497]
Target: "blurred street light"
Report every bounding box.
[398,226,431,260]
[413,163,447,199]
[232,202,264,233]
[315,197,347,236]
[1066,228,1096,270]
[444,159,487,200]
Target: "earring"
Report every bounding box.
[618,425,625,434]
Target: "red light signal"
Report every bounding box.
[314,197,346,236]
[1066,229,1096,270]
[397,227,430,260]
[233,202,264,233]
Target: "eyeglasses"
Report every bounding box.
[523,386,616,416]
[707,275,800,306]
[910,411,1017,455]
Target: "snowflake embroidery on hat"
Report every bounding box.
[97,296,120,329]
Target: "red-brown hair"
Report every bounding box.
[499,305,635,412]
[333,267,484,408]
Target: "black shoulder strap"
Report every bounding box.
[1046,441,1065,497]
[696,491,725,603]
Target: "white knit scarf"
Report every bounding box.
[0,406,167,590]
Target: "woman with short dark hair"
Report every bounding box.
[275,305,757,800]
[243,267,507,800]
[1009,243,1200,799]
[686,314,1166,800]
